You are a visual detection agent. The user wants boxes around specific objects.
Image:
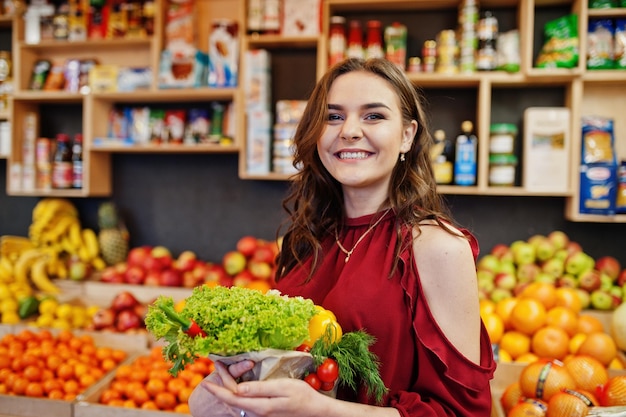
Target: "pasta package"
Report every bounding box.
[581,115,617,164]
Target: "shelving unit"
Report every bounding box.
[2,0,625,222]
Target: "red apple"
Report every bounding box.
[247,260,273,280]
[142,254,164,273]
[116,309,143,332]
[124,265,146,285]
[494,272,516,290]
[236,236,259,258]
[223,251,247,276]
[159,268,183,287]
[151,246,173,270]
[233,270,255,287]
[617,269,626,287]
[92,308,116,330]
[99,266,124,283]
[566,241,583,255]
[144,270,161,286]
[183,270,203,288]
[252,245,276,264]
[490,243,513,262]
[127,246,152,267]
[578,269,602,292]
[111,291,140,312]
[205,264,228,283]
[175,250,198,272]
[516,263,541,283]
[595,256,622,281]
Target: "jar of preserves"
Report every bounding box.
[489,154,517,186]
[489,123,517,155]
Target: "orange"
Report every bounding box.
[515,352,540,364]
[520,281,557,310]
[482,313,504,344]
[500,381,524,414]
[507,399,548,417]
[154,391,177,410]
[495,297,518,330]
[577,331,618,366]
[610,357,624,370]
[569,333,587,354]
[245,280,272,294]
[545,306,579,337]
[547,390,590,417]
[563,354,608,393]
[554,287,583,313]
[479,299,496,317]
[498,349,512,363]
[510,298,547,336]
[531,326,570,360]
[499,330,531,360]
[576,314,605,334]
[598,375,626,406]
[519,359,577,401]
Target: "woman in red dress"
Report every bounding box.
[190,57,496,417]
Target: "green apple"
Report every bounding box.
[565,252,593,276]
[490,288,513,303]
[534,237,556,262]
[511,241,536,266]
[498,261,517,276]
[534,272,557,285]
[516,263,540,283]
[576,288,591,309]
[494,272,517,290]
[541,257,565,278]
[547,230,570,251]
[477,254,500,273]
[590,289,613,310]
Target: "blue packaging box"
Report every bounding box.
[579,162,618,215]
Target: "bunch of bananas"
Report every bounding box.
[0,198,107,295]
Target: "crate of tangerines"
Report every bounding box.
[484,281,626,416]
[75,345,215,416]
[0,328,131,417]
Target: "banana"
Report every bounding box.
[56,260,68,279]
[41,215,79,246]
[69,222,83,250]
[91,256,106,271]
[82,228,100,260]
[30,256,60,294]
[78,246,91,263]
[32,198,77,223]
[0,258,12,283]
[13,248,47,284]
[0,235,34,258]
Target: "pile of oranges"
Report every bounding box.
[480,282,621,368]
[501,356,626,416]
[0,328,127,399]
[98,346,215,412]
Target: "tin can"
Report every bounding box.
[384,22,407,70]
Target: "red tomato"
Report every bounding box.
[295,344,311,353]
[320,380,335,391]
[316,358,339,383]
[303,373,322,391]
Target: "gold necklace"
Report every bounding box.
[335,209,391,263]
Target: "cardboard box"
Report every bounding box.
[523,107,571,192]
[579,162,618,215]
[281,0,321,36]
[244,49,271,112]
[246,110,272,174]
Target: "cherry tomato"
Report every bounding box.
[320,380,335,392]
[303,373,322,391]
[295,344,311,352]
[316,358,339,383]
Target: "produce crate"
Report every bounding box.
[0,323,15,338]
[83,280,193,307]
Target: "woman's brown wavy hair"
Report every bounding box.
[275,58,456,281]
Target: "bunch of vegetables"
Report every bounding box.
[145,285,387,403]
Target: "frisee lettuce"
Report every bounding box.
[145,286,317,374]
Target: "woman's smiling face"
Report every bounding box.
[317,71,416,197]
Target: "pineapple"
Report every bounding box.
[97,202,129,266]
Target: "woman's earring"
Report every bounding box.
[400,153,406,162]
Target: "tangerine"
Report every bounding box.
[576,314,605,334]
[500,381,524,414]
[545,306,579,337]
[520,281,557,310]
[515,352,540,364]
[500,330,531,360]
[482,313,504,344]
[519,359,577,401]
[554,287,583,313]
[598,375,626,406]
[562,354,608,393]
[510,298,547,336]
[577,331,617,366]
[546,390,590,417]
[479,299,496,317]
[507,398,548,417]
[495,297,518,330]
[568,333,587,354]
[531,326,570,360]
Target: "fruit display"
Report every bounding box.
[97,235,279,294]
[89,346,214,412]
[0,328,128,400]
[477,230,625,311]
[96,202,129,267]
[498,356,626,416]
[0,198,107,298]
[87,291,148,334]
[480,282,622,368]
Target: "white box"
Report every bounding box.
[244,49,271,112]
[247,110,272,175]
[281,0,321,36]
[523,107,571,192]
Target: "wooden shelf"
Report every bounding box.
[246,34,319,49]
[91,142,240,153]
[91,87,238,103]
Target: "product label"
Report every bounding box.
[52,161,72,189]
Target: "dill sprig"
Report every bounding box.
[311,329,388,404]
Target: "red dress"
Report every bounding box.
[275,211,496,416]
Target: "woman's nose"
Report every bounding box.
[340,115,362,141]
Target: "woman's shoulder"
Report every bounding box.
[412,220,470,257]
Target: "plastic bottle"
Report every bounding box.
[72,133,83,189]
[454,121,478,186]
[52,133,72,189]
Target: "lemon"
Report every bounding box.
[39,298,59,315]
[55,303,74,320]
[51,318,71,330]
[0,283,11,300]
[86,305,100,317]
[36,313,55,328]
[1,311,20,324]
[0,298,18,314]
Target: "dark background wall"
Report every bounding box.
[1,155,625,266]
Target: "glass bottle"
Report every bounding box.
[72,133,83,189]
[52,133,72,189]
[365,20,384,59]
[329,16,347,67]
[346,20,364,59]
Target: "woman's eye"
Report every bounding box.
[365,113,384,120]
[328,113,343,121]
